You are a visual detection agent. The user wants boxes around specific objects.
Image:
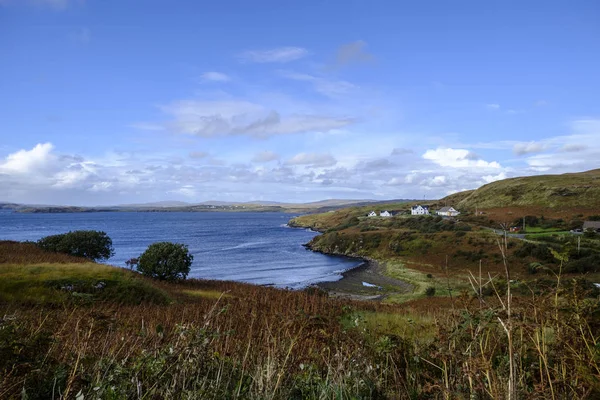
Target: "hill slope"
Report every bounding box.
[445,169,600,209]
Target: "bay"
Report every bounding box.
[0,210,360,288]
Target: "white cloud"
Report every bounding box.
[386,177,404,186]
[239,47,308,63]
[514,119,600,172]
[427,175,447,186]
[53,163,94,188]
[169,185,196,197]
[561,144,587,152]
[200,72,230,82]
[252,151,279,163]
[286,153,337,167]
[279,71,356,98]
[0,143,55,174]
[481,172,507,184]
[159,100,356,138]
[571,118,600,133]
[89,181,112,192]
[486,103,500,110]
[422,148,501,169]
[513,141,546,155]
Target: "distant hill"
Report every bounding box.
[0,202,21,210]
[443,169,600,210]
[116,199,375,209]
[3,198,412,214]
[118,201,192,208]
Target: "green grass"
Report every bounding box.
[448,168,600,209]
[381,260,469,303]
[523,227,566,233]
[524,231,570,239]
[0,263,170,305]
[358,311,438,344]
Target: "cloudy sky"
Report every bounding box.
[1,0,599,205]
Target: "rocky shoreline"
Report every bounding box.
[296,234,414,301]
[316,257,413,301]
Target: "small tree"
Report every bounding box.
[137,242,193,281]
[37,230,114,261]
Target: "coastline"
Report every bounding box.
[316,257,413,301]
[288,218,414,301]
[294,232,414,301]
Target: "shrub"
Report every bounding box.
[564,254,600,273]
[515,215,539,227]
[37,230,114,262]
[514,242,556,263]
[425,287,436,297]
[137,242,193,281]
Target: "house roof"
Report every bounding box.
[583,221,600,230]
[411,205,428,209]
[438,206,455,212]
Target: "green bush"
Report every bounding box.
[514,242,556,263]
[37,230,114,261]
[137,242,193,281]
[564,254,600,273]
[425,287,436,297]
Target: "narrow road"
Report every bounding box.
[485,227,525,240]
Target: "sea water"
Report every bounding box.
[0,210,360,288]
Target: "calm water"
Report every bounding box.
[0,210,360,288]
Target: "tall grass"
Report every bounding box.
[0,240,87,264]
[1,241,599,398]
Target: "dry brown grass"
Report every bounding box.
[1,241,599,399]
[0,240,87,264]
[475,206,600,224]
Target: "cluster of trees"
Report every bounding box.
[515,241,600,274]
[37,230,193,281]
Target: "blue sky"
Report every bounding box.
[1,0,599,205]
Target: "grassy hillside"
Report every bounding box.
[2,241,600,398]
[290,178,600,299]
[447,168,600,210]
[0,241,170,305]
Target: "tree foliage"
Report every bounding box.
[37,230,114,261]
[137,242,193,281]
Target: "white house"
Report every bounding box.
[368,211,377,217]
[380,211,392,217]
[437,206,460,217]
[411,205,429,215]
